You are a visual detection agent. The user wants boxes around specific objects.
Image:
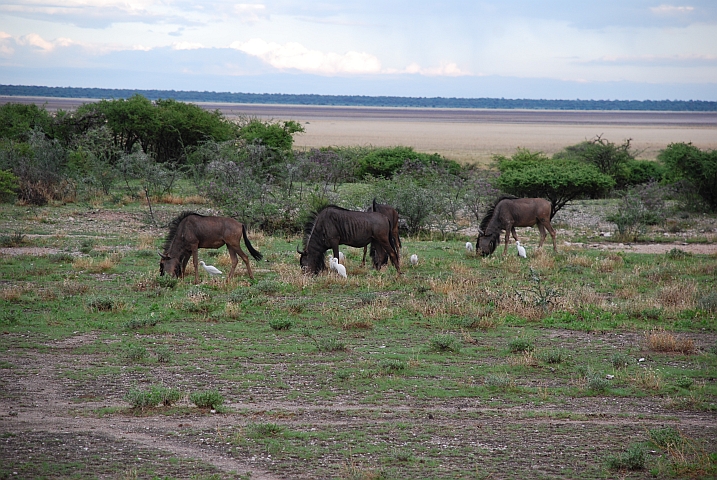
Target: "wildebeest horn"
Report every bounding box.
[477,227,484,236]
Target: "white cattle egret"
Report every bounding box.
[330,257,347,278]
[410,254,418,266]
[199,260,223,276]
[516,241,527,258]
[466,242,474,252]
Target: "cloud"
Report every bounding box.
[233,4,268,23]
[587,54,717,67]
[403,62,470,77]
[0,0,193,29]
[172,42,205,50]
[650,5,695,15]
[229,38,382,74]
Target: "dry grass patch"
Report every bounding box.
[659,282,696,309]
[630,366,663,390]
[0,284,27,301]
[507,350,539,367]
[567,254,593,268]
[224,302,242,319]
[61,279,89,296]
[72,256,115,273]
[645,328,696,354]
[528,248,555,269]
[137,233,159,250]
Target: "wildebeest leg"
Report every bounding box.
[503,228,512,256]
[544,221,557,251]
[361,246,368,267]
[192,249,200,284]
[227,234,253,280]
[511,227,519,243]
[376,237,401,274]
[537,224,547,248]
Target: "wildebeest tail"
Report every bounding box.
[242,226,263,261]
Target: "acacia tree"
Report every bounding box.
[496,149,615,217]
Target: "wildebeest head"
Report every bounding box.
[158,252,182,278]
[477,231,499,257]
[297,245,326,274]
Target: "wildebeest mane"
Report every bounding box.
[479,194,519,233]
[301,204,348,249]
[162,211,205,253]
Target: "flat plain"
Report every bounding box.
[4,96,717,163]
[0,97,716,479]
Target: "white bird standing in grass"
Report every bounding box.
[466,242,474,252]
[199,260,223,276]
[338,251,345,263]
[330,257,347,278]
[410,254,418,266]
[516,241,527,259]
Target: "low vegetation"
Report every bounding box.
[0,97,715,478]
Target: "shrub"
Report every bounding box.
[122,316,159,330]
[538,349,564,364]
[190,389,224,409]
[124,385,182,410]
[484,374,512,389]
[508,337,534,354]
[697,292,717,313]
[379,358,406,373]
[154,345,172,363]
[246,422,285,438]
[610,352,632,370]
[0,169,19,202]
[123,344,147,362]
[86,295,117,312]
[269,318,293,331]
[429,334,461,353]
[659,142,717,211]
[607,444,646,471]
[357,146,459,179]
[649,427,684,449]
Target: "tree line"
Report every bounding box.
[1,96,715,240]
[3,84,717,111]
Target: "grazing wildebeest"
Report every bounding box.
[361,199,401,268]
[477,195,557,256]
[159,212,263,283]
[298,205,401,275]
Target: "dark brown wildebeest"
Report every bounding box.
[159,212,262,283]
[361,199,401,268]
[477,195,557,256]
[298,205,401,275]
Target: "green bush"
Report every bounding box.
[508,337,534,354]
[124,385,182,410]
[429,334,461,353]
[606,444,646,471]
[659,142,717,211]
[379,358,407,373]
[189,389,224,409]
[357,146,459,179]
[269,318,293,331]
[0,169,19,202]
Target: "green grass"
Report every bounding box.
[0,200,716,479]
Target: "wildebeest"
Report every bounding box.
[362,199,401,268]
[159,212,263,282]
[477,195,557,256]
[298,205,401,275]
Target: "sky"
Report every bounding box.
[1,1,717,100]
